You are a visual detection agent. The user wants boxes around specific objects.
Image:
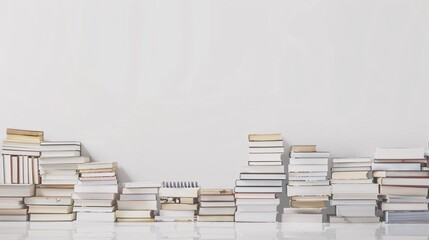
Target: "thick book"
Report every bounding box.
[235,180,282,187]
[289,200,326,208]
[199,189,233,195]
[200,195,235,202]
[332,193,378,200]
[290,152,330,158]
[240,173,286,180]
[377,177,429,187]
[120,194,157,201]
[159,188,199,198]
[118,200,158,210]
[115,210,153,218]
[73,206,116,212]
[289,158,328,165]
[373,171,429,178]
[234,186,283,193]
[332,157,371,163]
[161,203,198,211]
[385,211,429,224]
[39,156,89,164]
[248,161,282,166]
[0,184,35,197]
[379,185,428,196]
[332,162,371,167]
[30,213,76,221]
[28,205,73,214]
[159,210,195,217]
[235,198,280,205]
[330,200,377,206]
[237,205,277,212]
[0,209,27,215]
[74,185,118,193]
[248,134,282,142]
[199,207,236,215]
[331,171,370,180]
[249,153,282,162]
[332,167,371,172]
[122,188,158,194]
[286,185,331,197]
[7,128,44,137]
[234,193,276,199]
[372,163,421,171]
[249,141,283,148]
[74,199,115,207]
[288,164,328,172]
[235,211,277,222]
[329,216,379,223]
[72,193,118,200]
[24,197,73,206]
[331,184,378,194]
[197,215,234,222]
[336,205,376,217]
[41,151,80,158]
[200,202,235,207]
[78,162,117,170]
[381,202,428,211]
[76,212,116,222]
[290,145,317,153]
[0,215,28,221]
[241,165,285,173]
[375,148,424,159]
[35,187,74,197]
[121,182,161,188]
[282,213,322,223]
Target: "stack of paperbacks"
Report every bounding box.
[373,148,429,223]
[73,162,119,222]
[25,141,87,222]
[0,184,34,221]
[235,134,285,222]
[1,129,43,184]
[198,188,235,222]
[284,145,330,223]
[156,181,199,222]
[330,157,379,223]
[116,182,160,222]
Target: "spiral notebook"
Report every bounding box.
[159,181,199,198]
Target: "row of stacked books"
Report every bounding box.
[235,134,285,222]
[1,129,43,184]
[284,145,330,222]
[374,147,429,223]
[329,157,379,223]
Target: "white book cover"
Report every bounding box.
[122,182,161,188]
[120,194,157,201]
[76,212,116,222]
[3,155,11,184]
[331,183,379,194]
[199,207,236,215]
[241,165,285,173]
[336,205,376,217]
[74,184,118,194]
[288,164,328,172]
[236,198,280,205]
[240,173,286,180]
[159,210,194,217]
[289,158,329,165]
[249,153,282,162]
[249,141,283,148]
[372,163,421,171]
[237,205,277,212]
[286,185,331,197]
[41,151,80,158]
[200,202,235,207]
[249,147,284,154]
[290,152,330,158]
[236,180,282,187]
[332,157,371,163]
[235,186,283,193]
[39,156,90,164]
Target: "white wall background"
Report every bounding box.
[0,0,428,187]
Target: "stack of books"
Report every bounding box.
[73,162,119,222]
[156,181,199,222]
[116,182,160,222]
[1,129,43,184]
[198,188,235,222]
[284,145,330,222]
[0,184,35,221]
[373,147,429,223]
[235,134,285,222]
[25,141,88,222]
[329,157,379,223]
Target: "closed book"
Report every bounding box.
[2,150,40,156]
[78,162,117,170]
[121,182,161,188]
[120,194,157,201]
[24,197,73,206]
[332,157,371,163]
[118,200,157,210]
[40,145,81,152]
[375,148,424,159]
[30,213,76,221]
[249,153,282,162]
[235,198,280,205]
[116,218,155,222]
[377,178,429,187]
[288,164,328,172]
[331,171,370,180]
[241,166,284,173]
[329,216,380,223]
[235,180,282,187]
[373,171,429,178]
[282,213,322,223]
[161,203,198,211]
[236,205,276,212]
[235,211,277,222]
[74,199,115,207]
[159,188,199,198]
[0,209,27,215]
[331,184,379,194]
[381,202,428,211]
[249,147,284,154]
[197,215,234,222]
[35,187,74,197]
[290,152,330,158]
[199,202,235,207]
[235,187,282,193]
[379,185,428,196]
[332,162,372,167]
[159,210,195,217]
[332,193,378,200]
[74,206,116,212]
[0,184,35,197]
[199,207,236,215]
[332,167,371,172]
[290,145,317,153]
[199,189,233,195]
[248,161,282,166]
[240,173,286,180]
[289,200,326,208]
[288,180,330,186]
[286,186,331,197]
[249,141,283,147]
[39,163,79,170]
[7,128,44,137]
[28,205,73,214]
[289,158,328,165]
[336,205,376,217]
[40,156,89,164]
[234,193,275,199]
[76,212,116,222]
[115,210,153,218]
[0,197,23,205]
[72,193,118,200]
[330,200,377,206]
[248,134,282,141]
[0,215,28,221]
[372,163,421,171]
[80,171,116,177]
[74,185,118,193]
[41,151,80,158]
[200,195,235,202]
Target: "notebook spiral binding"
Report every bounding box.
[161,181,199,188]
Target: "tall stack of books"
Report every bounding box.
[198,188,235,222]
[373,148,429,223]
[1,129,43,184]
[25,141,89,222]
[329,157,379,223]
[235,134,285,222]
[116,182,160,222]
[156,181,199,222]
[73,162,119,222]
[283,145,330,223]
[0,184,35,221]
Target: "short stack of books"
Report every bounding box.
[25,141,89,222]
[373,147,429,223]
[73,162,119,222]
[156,181,199,222]
[116,182,161,222]
[1,129,43,184]
[329,157,379,223]
[0,184,35,221]
[235,134,285,222]
[198,188,235,222]
[284,145,330,223]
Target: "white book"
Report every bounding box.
[249,153,282,162]
[235,211,277,222]
[74,185,118,193]
[3,155,11,184]
[74,199,115,207]
[122,187,158,194]
[290,152,330,158]
[332,157,371,163]
[378,178,429,187]
[43,174,78,180]
[234,193,276,199]
[28,156,34,184]
[76,212,116,222]
[288,176,327,181]
[78,180,118,185]
[25,197,73,205]
[330,179,373,184]
[200,202,235,207]
[237,205,277,212]
[381,202,428,211]
[120,194,157,201]
[289,158,329,165]
[248,161,282,166]
[331,184,379,194]
[330,200,377,206]
[249,147,284,154]
[283,208,322,214]
[199,207,236,215]
[39,163,79,170]
[39,156,90,164]
[329,216,380,223]
[235,180,282,187]
[240,173,286,180]
[332,162,372,167]
[375,148,424,159]
[332,167,371,172]
[241,165,285,173]
[41,151,80,158]
[0,197,23,205]
[289,172,328,177]
[159,210,194,217]
[117,200,157,210]
[249,141,283,148]
[116,210,152,219]
[236,198,280,205]
[78,162,117,170]
[30,213,76,221]
[235,187,283,193]
[200,195,235,202]
[23,156,29,184]
[288,164,328,172]
[41,141,81,146]
[336,205,376,217]
[33,157,40,184]
[372,163,421,171]
[286,185,331,197]
[18,156,24,184]
[122,182,161,188]
[74,206,116,212]
[72,193,118,200]
[80,171,116,177]
[0,184,35,197]
[288,180,330,186]
[0,215,28,221]
[41,179,78,185]
[35,188,74,197]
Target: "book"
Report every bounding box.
[199,189,234,195]
[240,173,286,180]
[290,152,330,158]
[73,199,115,207]
[379,185,428,196]
[7,128,44,137]
[381,202,428,211]
[241,165,285,173]
[28,205,73,214]
[0,184,35,197]
[24,197,73,206]
[329,216,380,223]
[78,162,117,170]
[336,205,376,217]
[76,212,116,222]
[116,210,152,218]
[235,180,282,187]
[248,134,282,142]
[249,153,282,162]
[199,207,236,215]
[117,200,158,210]
[290,145,316,153]
[372,163,421,171]
[234,187,283,193]
[286,185,331,196]
[377,177,429,186]
[197,215,234,222]
[121,182,161,188]
[331,184,379,194]
[249,141,283,147]
[30,213,76,221]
